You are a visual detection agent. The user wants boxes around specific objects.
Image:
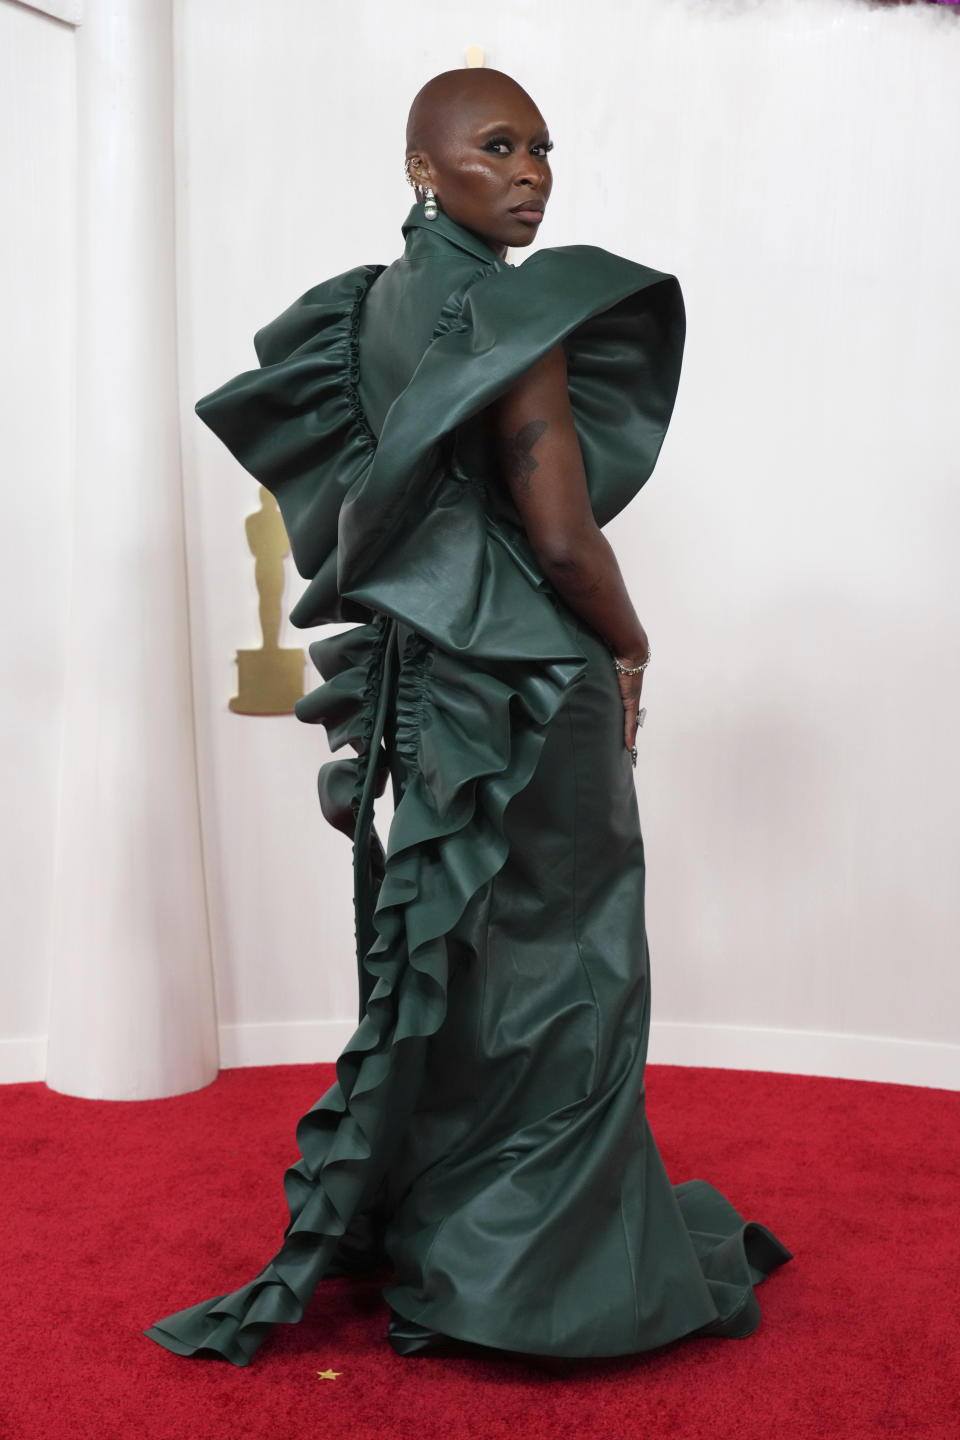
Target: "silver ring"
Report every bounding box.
[636,707,646,727]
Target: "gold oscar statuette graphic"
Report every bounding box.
[229,486,305,715]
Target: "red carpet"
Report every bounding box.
[2,1062,958,1440]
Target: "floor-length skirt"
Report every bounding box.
[143,600,791,1364]
[376,603,792,1353]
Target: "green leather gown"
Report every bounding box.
[143,201,792,1366]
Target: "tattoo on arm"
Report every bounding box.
[501,419,548,495]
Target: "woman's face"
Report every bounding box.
[408,85,553,257]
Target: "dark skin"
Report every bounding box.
[407,70,650,753]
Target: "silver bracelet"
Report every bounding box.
[613,648,651,676]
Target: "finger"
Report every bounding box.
[626,716,638,768]
[628,677,644,749]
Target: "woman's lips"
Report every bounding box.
[509,204,544,224]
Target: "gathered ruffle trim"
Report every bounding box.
[290,615,390,841]
[343,279,380,459]
[393,630,435,784]
[142,600,584,1365]
[346,616,393,823]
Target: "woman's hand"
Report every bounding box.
[615,643,649,754]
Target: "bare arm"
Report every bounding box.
[491,343,650,751]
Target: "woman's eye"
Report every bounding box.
[485,138,554,158]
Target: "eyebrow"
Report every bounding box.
[474,120,551,141]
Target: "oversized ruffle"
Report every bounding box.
[195,263,386,626]
[143,242,688,1364]
[289,246,684,632]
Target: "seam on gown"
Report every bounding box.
[617,1187,642,1342]
[469,875,494,1153]
[564,674,601,1096]
[400,1198,455,1326]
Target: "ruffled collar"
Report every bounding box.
[401,201,507,271]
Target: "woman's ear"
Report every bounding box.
[406,154,433,195]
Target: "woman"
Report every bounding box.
[143,67,792,1366]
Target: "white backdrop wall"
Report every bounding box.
[3,0,959,1090]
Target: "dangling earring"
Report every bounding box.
[403,158,438,218]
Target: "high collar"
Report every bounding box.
[401,201,507,270]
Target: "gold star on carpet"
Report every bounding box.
[316,1368,342,1380]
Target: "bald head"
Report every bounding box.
[403,67,553,256]
[406,68,540,153]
